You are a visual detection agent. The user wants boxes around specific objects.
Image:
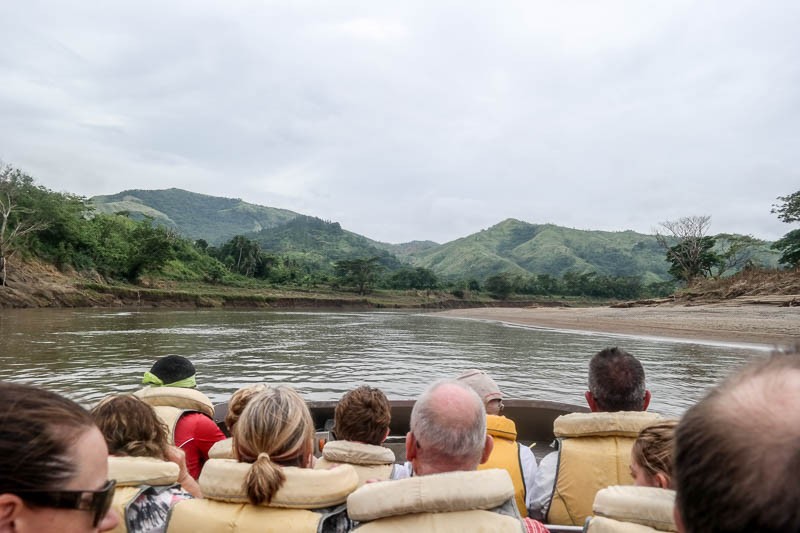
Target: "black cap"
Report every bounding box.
[149,355,196,384]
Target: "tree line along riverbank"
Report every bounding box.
[2,258,798,313]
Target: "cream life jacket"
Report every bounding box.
[208,437,234,459]
[546,411,663,526]
[315,440,395,487]
[166,458,359,533]
[347,468,525,532]
[478,414,527,517]
[107,456,180,533]
[134,386,215,444]
[585,485,677,533]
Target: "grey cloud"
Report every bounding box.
[0,0,797,244]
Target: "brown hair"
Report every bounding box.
[675,349,800,533]
[91,394,170,460]
[631,420,677,487]
[233,386,314,505]
[225,384,269,433]
[334,386,391,445]
[0,381,95,491]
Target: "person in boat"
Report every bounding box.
[208,383,270,459]
[457,369,537,517]
[630,420,677,489]
[673,347,800,533]
[91,394,201,533]
[315,386,406,485]
[134,355,225,480]
[0,381,120,532]
[346,379,526,531]
[167,385,359,533]
[582,420,680,532]
[528,347,661,525]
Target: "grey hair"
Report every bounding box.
[410,379,486,467]
[588,347,647,411]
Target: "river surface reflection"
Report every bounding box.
[0,308,769,417]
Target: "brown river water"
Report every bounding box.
[0,308,769,417]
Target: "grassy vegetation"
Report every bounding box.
[92,188,299,244]
[0,167,790,310]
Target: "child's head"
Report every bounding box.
[631,420,678,489]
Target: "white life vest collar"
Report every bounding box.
[554,411,663,438]
[208,437,234,459]
[108,456,180,487]
[199,458,358,509]
[321,440,395,466]
[134,386,215,418]
[346,468,515,522]
[592,485,677,532]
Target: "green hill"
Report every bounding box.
[91,188,300,244]
[379,240,440,260]
[407,219,778,282]
[250,216,403,272]
[90,190,778,283]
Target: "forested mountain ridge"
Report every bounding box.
[405,218,672,282]
[89,189,777,283]
[248,215,403,272]
[0,166,791,309]
[403,218,779,282]
[91,188,301,244]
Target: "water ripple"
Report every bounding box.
[0,309,764,415]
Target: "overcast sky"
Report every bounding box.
[1,1,798,244]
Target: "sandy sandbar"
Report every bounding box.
[434,304,800,348]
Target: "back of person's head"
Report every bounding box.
[410,379,487,472]
[91,394,170,461]
[225,384,270,433]
[674,348,800,533]
[334,386,391,445]
[143,355,196,388]
[631,420,677,489]
[456,369,503,415]
[0,381,95,492]
[233,386,314,505]
[588,347,647,411]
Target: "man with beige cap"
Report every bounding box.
[457,369,538,517]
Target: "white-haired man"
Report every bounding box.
[346,380,527,531]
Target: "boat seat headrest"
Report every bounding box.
[554,412,664,438]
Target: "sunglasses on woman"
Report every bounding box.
[15,479,116,527]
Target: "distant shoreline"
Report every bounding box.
[433,305,800,347]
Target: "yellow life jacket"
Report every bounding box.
[166,458,359,533]
[547,411,663,526]
[315,440,395,486]
[478,415,527,517]
[107,456,180,533]
[134,386,215,444]
[585,485,677,533]
[346,468,524,532]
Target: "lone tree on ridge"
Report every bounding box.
[655,215,719,283]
